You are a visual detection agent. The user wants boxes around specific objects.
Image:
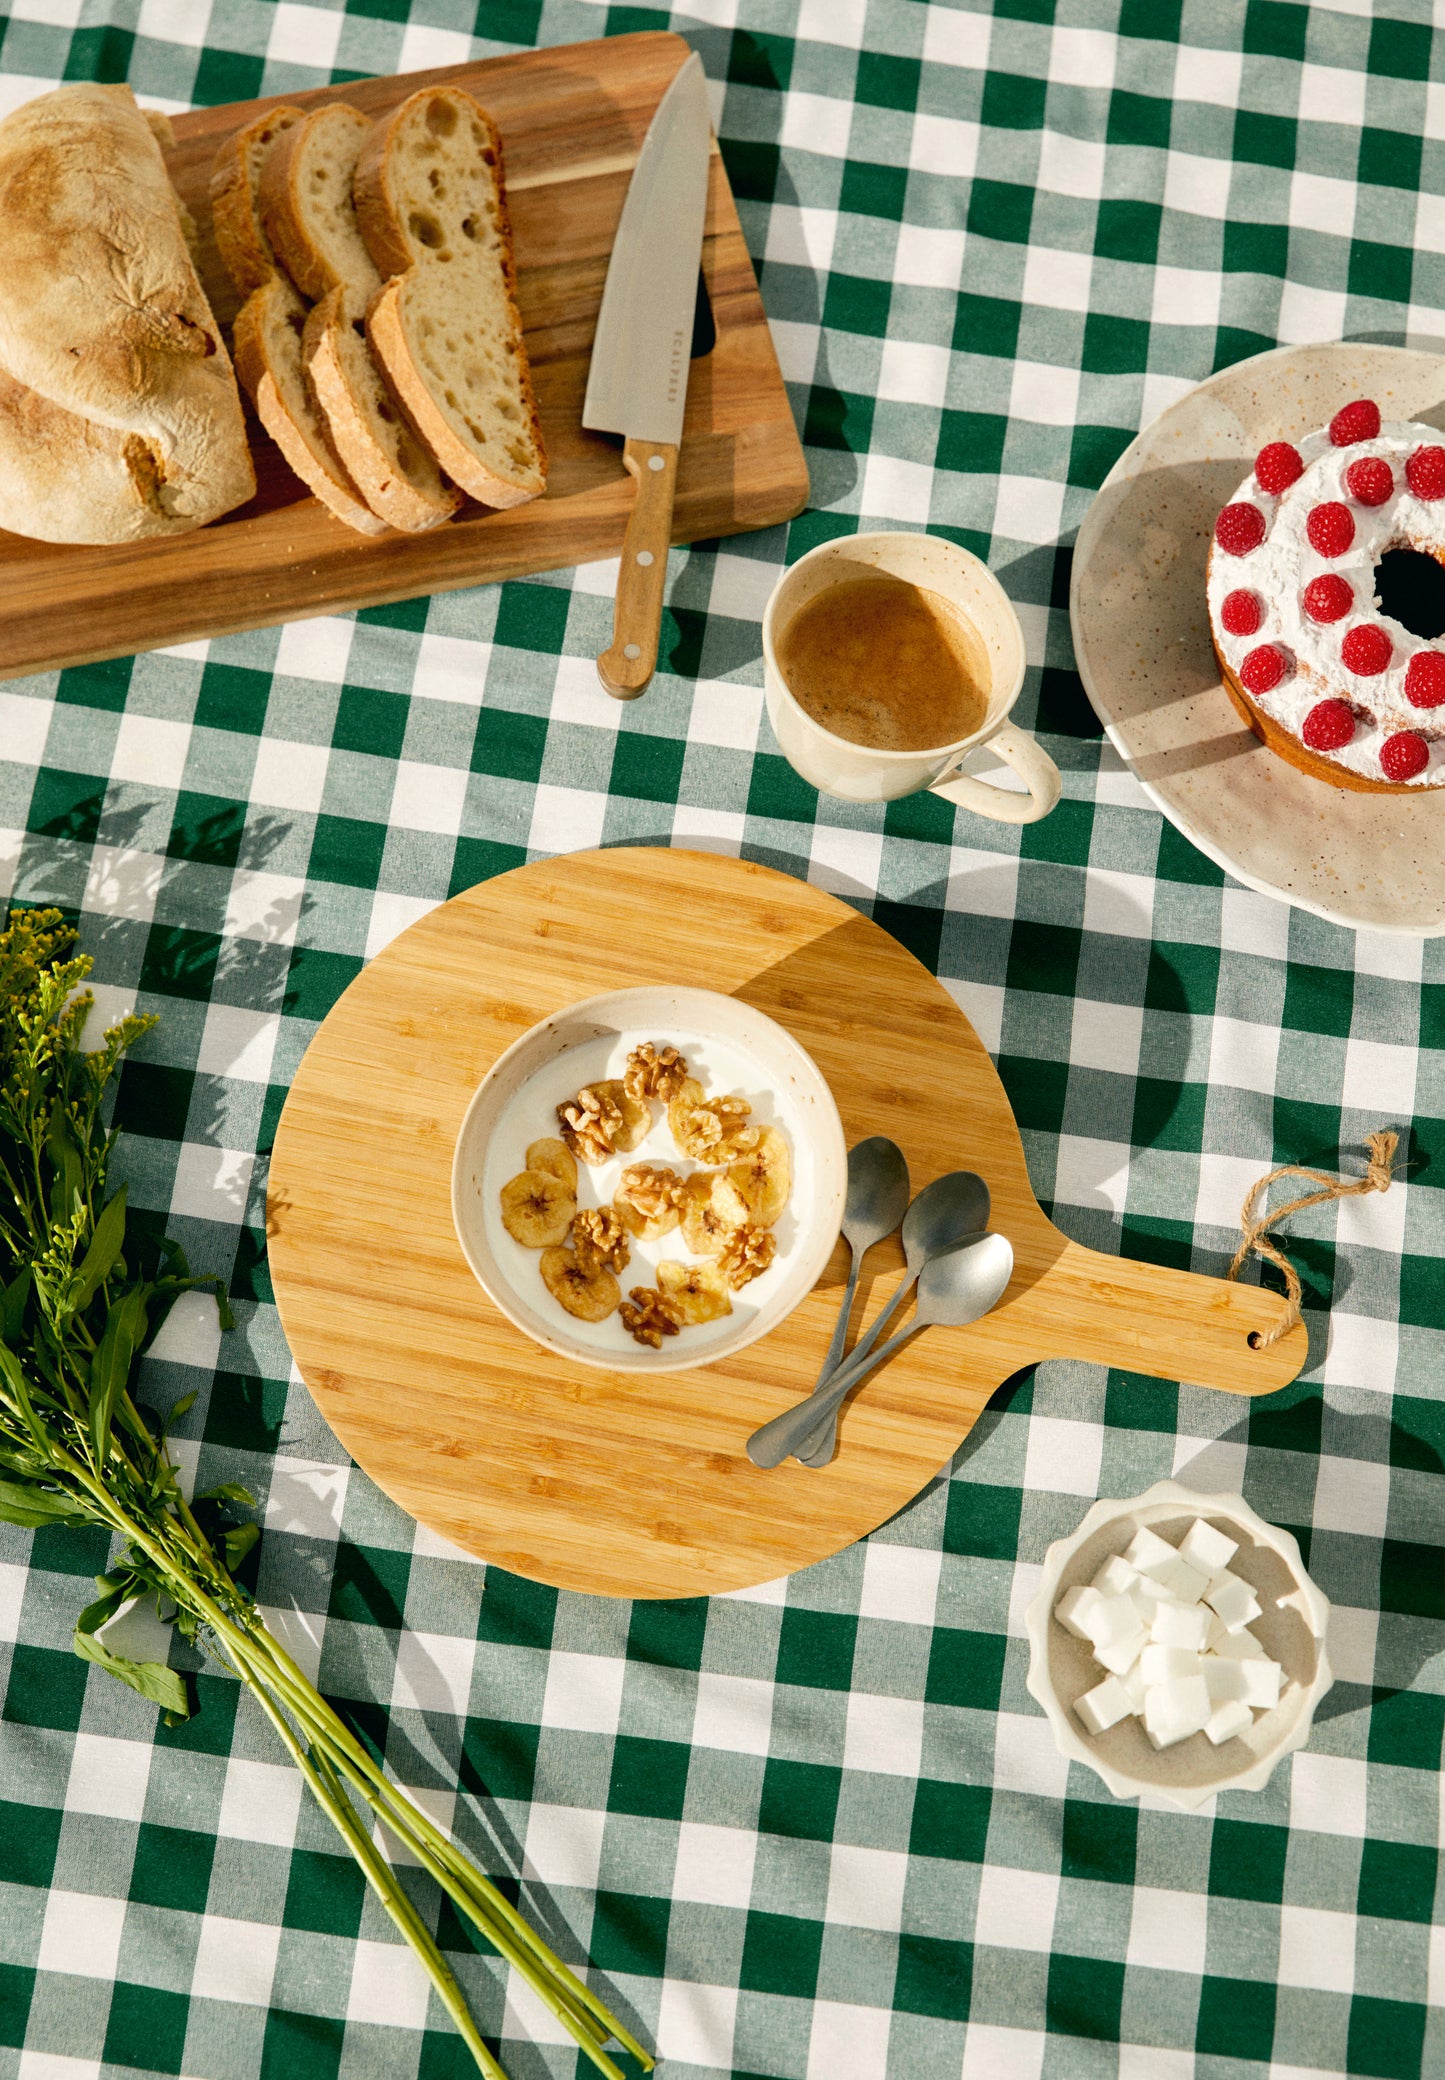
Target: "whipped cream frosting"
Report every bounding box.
[1205,418,1445,786]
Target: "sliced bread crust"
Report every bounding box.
[212,105,387,537]
[304,287,459,533]
[354,87,546,509]
[232,278,386,535]
[260,101,459,533]
[211,105,304,297]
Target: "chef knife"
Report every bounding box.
[584,51,712,699]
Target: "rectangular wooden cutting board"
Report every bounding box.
[0,33,808,683]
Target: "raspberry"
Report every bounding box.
[1381,732,1430,782]
[1407,445,1445,500]
[1345,457,1393,507]
[1301,699,1356,752]
[1214,503,1266,556]
[1254,441,1303,495]
[1328,399,1381,446]
[1405,650,1445,708]
[1239,644,1287,694]
[1306,502,1354,557]
[1341,623,1392,675]
[1220,589,1262,636]
[1302,574,1353,623]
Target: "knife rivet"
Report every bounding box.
[636,550,654,566]
[647,455,665,471]
[624,644,642,660]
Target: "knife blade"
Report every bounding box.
[583,50,711,699]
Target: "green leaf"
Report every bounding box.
[200,1481,255,1506]
[1,1267,29,1345]
[0,1476,87,1527]
[72,1608,190,1717]
[88,1287,148,1466]
[222,1522,259,1570]
[0,1341,48,1452]
[168,1392,197,1424]
[72,1187,126,1310]
[46,1107,83,1224]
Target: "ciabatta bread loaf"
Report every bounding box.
[260,103,459,533]
[212,106,385,537]
[354,87,546,509]
[0,83,254,542]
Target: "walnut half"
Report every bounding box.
[625,1040,690,1103]
[573,1206,631,1276]
[619,1286,681,1349]
[557,1082,625,1165]
[717,1222,777,1290]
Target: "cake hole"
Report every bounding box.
[427,99,459,137]
[409,211,445,249]
[1374,546,1445,640]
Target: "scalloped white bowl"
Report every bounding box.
[1025,1480,1333,1811]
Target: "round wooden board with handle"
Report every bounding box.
[267,848,1305,1599]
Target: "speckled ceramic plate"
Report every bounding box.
[1070,341,1445,934]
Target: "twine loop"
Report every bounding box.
[1226,1129,1399,1350]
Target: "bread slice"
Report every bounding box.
[260,103,459,533]
[211,106,385,537]
[0,83,253,541]
[211,104,304,297]
[355,87,546,509]
[232,278,386,536]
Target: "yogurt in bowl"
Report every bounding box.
[451,985,846,1371]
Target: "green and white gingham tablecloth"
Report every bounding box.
[2,1,1445,2075]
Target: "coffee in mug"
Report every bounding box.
[761,532,1062,825]
[776,575,991,753]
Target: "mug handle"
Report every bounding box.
[928,721,1062,825]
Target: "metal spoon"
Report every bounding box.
[832,1165,989,1377]
[804,1137,911,1447]
[747,1231,1015,1469]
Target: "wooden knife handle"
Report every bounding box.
[597,437,678,700]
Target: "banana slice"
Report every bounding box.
[614,1163,684,1241]
[540,1246,620,1323]
[678,1171,738,1256]
[526,1137,578,1193]
[667,1077,756,1162]
[500,1168,576,1248]
[656,1258,732,1325]
[724,1125,791,1228]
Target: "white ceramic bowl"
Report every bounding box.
[1025,1480,1333,1811]
[450,985,847,1372]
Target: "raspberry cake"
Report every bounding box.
[1206,397,1445,790]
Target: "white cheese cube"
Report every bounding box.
[1140,1643,1202,1686]
[1125,1525,1179,1575]
[1127,1574,1169,1624]
[1179,1518,1239,1577]
[1075,1676,1133,1735]
[1203,1570,1262,1631]
[1240,1658,1282,1711]
[1119,1663,1148,1714]
[1147,1553,1211,1604]
[1143,1674,1212,1749]
[1085,1592,1145,1649]
[1202,1655,1249,1703]
[1150,1601,1211,1652]
[1214,1626,1267,1662]
[1205,1611,1228,1652]
[1205,1698,1254,1746]
[1055,1585,1105,1640]
[1095,1626,1149,1676]
[1092,1555,1139,1597]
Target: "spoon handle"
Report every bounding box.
[838,1268,917,1377]
[813,1250,862,1392]
[746,1325,916,1469]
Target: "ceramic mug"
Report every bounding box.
[761,532,1061,823]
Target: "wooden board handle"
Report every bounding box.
[597,437,678,699]
[1028,1238,1309,1396]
